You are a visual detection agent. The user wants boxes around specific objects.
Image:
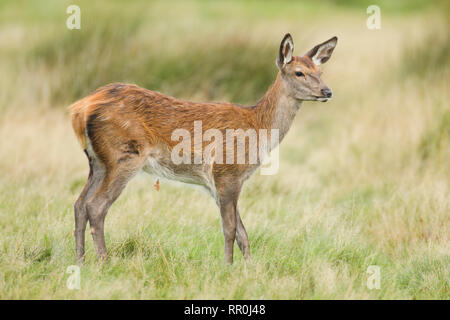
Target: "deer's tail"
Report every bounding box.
[69,96,94,150]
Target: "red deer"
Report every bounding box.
[70,34,337,264]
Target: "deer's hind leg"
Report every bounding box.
[82,106,149,261]
[74,150,104,263]
[85,152,146,262]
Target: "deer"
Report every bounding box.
[70,33,337,264]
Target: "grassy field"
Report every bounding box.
[0,0,448,299]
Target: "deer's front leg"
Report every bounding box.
[216,179,242,264]
[235,209,251,261]
[219,200,237,264]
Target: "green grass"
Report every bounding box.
[0,0,448,299]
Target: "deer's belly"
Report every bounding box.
[142,153,216,195]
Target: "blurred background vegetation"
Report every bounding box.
[0,0,446,107]
[0,0,448,299]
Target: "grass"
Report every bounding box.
[0,0,448,299]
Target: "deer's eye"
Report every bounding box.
[295,71,305,77]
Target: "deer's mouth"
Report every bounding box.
[311,95,330,102]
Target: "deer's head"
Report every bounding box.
[276,34,337,102]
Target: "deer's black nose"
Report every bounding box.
[321,88,332,98]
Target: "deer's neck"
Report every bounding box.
[254,73,301,147]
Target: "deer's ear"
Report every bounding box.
[276,33,294,69]
[305,36,337,66]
